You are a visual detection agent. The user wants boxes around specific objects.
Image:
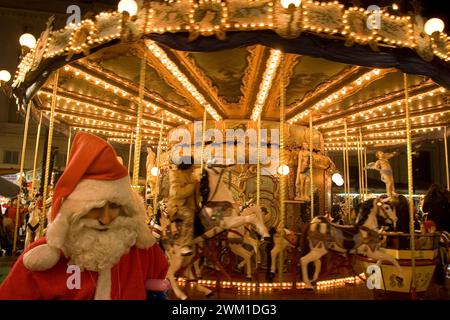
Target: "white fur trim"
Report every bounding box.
[94,268,112,300]
[23,244,61,271]
[46,177,155,252]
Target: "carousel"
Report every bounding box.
[2,0,450,300]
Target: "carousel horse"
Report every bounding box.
[24,202,42,248]
[162,164,270,300]
[299,197,404,289]
[226,201,267,279]
[269,228,300,281]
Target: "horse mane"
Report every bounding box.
[356,199,374,226]
[394,195,410,232]
[200,169,210,207]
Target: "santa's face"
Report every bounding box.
[64,203,138,272]
[83,202,122,227]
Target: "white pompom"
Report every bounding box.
[23,244,61,271]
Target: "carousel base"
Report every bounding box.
[170,267,450,300]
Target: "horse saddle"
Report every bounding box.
[199,201,234,230]
[332,223,360,235]
[332,224,360,250]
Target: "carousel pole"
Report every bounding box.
[344,119,351,219]
[132,54,146,187]
[364,147,368,199]
[66,127,72,165]
[31,112,43,193]
[256,114,261,206]
[12,101,32,253]
[200,109,207,173]
[309,111,314,220]
[444,126,449,190]
[40,70,59,237]
[278,54,286,284]
[404,74,416,299]
[127,128,134,175]
[359,129,366,200]
[357,130,362,202]
[342,143,347,204]
[152,114,165,219]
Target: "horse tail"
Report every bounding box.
[300,223,311,258]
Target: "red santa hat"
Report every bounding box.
[23,132,155,271]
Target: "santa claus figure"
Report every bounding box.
[0,132,169,300]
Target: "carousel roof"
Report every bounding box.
[8,0,450,151]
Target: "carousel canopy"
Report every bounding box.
[8,0,450,151]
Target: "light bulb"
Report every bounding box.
[280,0,302,9]
[150,166,159,177]
[118,0,138,16]
[277,164,290,176]
[19,33,37,49]
[0,70,11,82]
[332,173,344,186]
[424,18,445,36]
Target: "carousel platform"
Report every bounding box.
[171,270,450,300]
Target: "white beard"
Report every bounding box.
[64,216,138,272]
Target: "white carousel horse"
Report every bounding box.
[226,201,267,279]
[163,164,270,300]
[269,228,300,280]
[25,202,41,249]
[299,197,404,289]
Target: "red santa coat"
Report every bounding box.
[0,238,168,300]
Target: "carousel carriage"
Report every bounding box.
[5,0,450,299]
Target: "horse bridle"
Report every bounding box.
[374,198,394,225]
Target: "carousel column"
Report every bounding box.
[31,112,43,193]
[152,114,165,219]
[309,111,314,219]
[278,54,287,284]
[444,126,449,190]
[12,101,32,253]
[40,70,59,237]
[132,55,146,187]
[404,74,416,299]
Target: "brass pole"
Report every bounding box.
[444,126,449,190]
[31,112,43,193]
[66,128,72,165]
[359,129,366,200]
[132,55,146,187]
[41,70,59,237]
[309,111,314,220]
[257,114,261,206]
[357,130,362,202]
[344,119,351,218]
[278,54,286,284]
[342,144,347,203]
[404,74,416,299]
[364,147,368,199]
[12,101,32,253]
[200,109,207,173]
[152,114,165,219]
[127,129,134,175]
